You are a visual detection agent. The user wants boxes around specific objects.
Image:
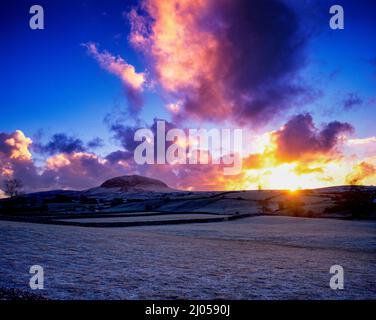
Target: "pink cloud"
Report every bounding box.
[84,42,146,91]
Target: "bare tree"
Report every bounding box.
[259,198,271,214]
[2,179,23,198]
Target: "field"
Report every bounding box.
[1,216,375,299]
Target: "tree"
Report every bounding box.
[2,179,23,198]
[259,198,271,214]
[327,189,376,218]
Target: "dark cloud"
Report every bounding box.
[105,150,133,164]
[34,134,107,155]
[343,92,363,110]
[109,122,140,152]
[87,137,104,149]
[273,113,354,162]
[34,133,86,155]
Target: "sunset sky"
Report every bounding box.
[1,0,376,193]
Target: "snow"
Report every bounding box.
[0,216,375,299]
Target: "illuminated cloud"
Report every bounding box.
[84,42,146,112]
[129,0,309,125]
[0,130,33,177]
[348,137,376,145]
[85,42,145,90]
[243,113,354,171]
[45,153,72,170]
[128,8,151,49]
[345,136,376,159]
[239,114,358,190]
[0,131,132,192]
[2,130,32,161]
[346,161,376,185]
[140,161,234,191]
[0,119,373,193]
[166,101,182,114]
[42,152,134,190]
[0,130,42,190]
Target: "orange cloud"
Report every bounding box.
[166,101,182,113]
[1,166,14,178]
[1,130,33,180]
[4,130,32,161]
[45,153,72,170]
[85,43,146,91]
[129,0,231,119]
[144,0,218,90]
[346,161,376,185]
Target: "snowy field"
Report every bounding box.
[0,216,375,299]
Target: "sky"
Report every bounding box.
[1,0,376,193]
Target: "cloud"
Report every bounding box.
[108,117,177,154]
[346,161,376,185]
[347,136,376,145]
[0,130,43,190]
[108,121,141,152]
[342,92,363,110]
[42,152,134,190]
[33,133,107,155]
[129,0,310,125]
[166,101,182,114]
[87,137,104,149]
[272,113,354,163]
[138,161,234,191]
[106,117,245,190]
[34,133,86,155]
[128,8,151,49]
[0,130,131,192]
[84,42,146,113]
[0,117,371,193]
[0,130,32,161]
[105,150,133,164]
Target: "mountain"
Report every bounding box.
[84,175,175,196]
